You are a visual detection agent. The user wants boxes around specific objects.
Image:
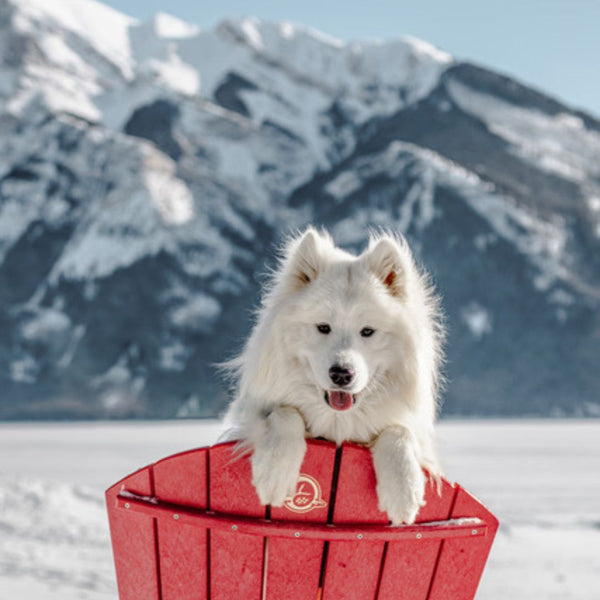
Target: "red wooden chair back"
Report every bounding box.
[106,440,498,599]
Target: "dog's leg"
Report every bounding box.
[250,406,307,506]
[371,425,426,525]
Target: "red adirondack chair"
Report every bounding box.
[106,439,498,599]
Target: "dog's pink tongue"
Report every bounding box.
[329,391,353,411]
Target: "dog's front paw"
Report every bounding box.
[251,437,306,507]
[375,463,426,525]
[371,427,427,525]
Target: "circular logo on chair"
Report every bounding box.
[284,474,328,513]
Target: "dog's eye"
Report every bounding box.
[316,323,331,334]
[360,327,375,337]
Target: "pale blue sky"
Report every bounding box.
[103,0,600,117]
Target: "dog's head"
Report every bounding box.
[272,228,435,413]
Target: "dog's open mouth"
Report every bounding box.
[324,390,355,411]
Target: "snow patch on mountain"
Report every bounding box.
[10,356,37,384]
[159,340,191,372]
[9,0,136,78]
[403,144,573,292]
[144,169,194,225]
[170,294,222,332]
[20,308,71,341]
[151,12,200,39]
[447,80,600,183]
[46,140,201,281]
[461,302,493,339]
[588,196,600,237]
[327,140,574,293]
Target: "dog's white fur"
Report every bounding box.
[222,228,444,524]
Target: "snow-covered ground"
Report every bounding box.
[0,419,598,599]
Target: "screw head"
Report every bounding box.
[357,534,363,540]
[294,532,301,538]
[124,502,130,509]
[232,525,238,531]
[173,514,179,520]
[416,533,422,539]
[472,529,478,535]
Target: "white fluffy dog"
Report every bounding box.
[223,228,444,524]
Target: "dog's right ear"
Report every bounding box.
[282,228,325,290]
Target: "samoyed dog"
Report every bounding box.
[223,228,444,524]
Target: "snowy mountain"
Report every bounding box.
[0,0,599,419]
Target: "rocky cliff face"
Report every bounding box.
[1,0,599,419]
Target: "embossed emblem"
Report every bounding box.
[284,474,328,513]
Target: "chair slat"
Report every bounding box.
[208,443,265,600]
[322,443,389,600]
[376,478,457,600]
[427,486,499,600]
[266,441,337,600]
[106,467,160,600]
[154,449,209,600]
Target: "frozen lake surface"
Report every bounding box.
[0,419,599,599]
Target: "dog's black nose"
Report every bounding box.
[329,365,354,387]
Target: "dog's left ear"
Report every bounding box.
[363,236,410,299]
